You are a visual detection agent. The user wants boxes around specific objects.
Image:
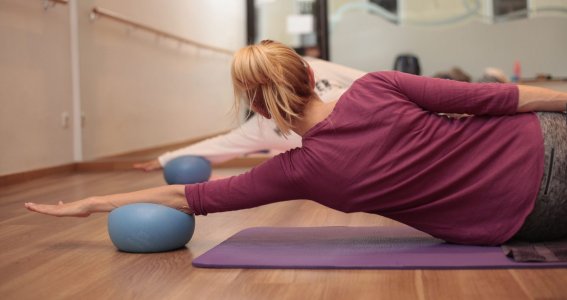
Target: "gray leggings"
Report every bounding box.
[513,112,567,242]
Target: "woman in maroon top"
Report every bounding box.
[25,40,567,245]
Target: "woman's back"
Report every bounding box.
[295,71,543,245]
[187,71,544,246]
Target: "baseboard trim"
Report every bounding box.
[90,132,227,159]
[0,164,76,186]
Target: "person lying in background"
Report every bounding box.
[434,66,509,83]
[133,57,366,171]
[433,67,472,82]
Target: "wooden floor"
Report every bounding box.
[1,168,567,300]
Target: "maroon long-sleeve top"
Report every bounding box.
[186,71,544,245]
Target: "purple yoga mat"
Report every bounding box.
[192,226,567,269]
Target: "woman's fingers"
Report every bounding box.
[24,201,90,217]
[25,202,60,216]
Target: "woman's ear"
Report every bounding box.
[307,65,315,90]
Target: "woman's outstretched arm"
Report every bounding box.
[24,185,189,217]
[517,85,567,112]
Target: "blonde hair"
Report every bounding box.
[231,40,315,135]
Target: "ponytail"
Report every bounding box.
[231,40,314,135]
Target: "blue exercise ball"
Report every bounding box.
[108,203,195,253]
[163,155,212,185]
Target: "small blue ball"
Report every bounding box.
[108,203,195,253]
[163,156,211,185]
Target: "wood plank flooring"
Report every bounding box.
[1,168,566,300]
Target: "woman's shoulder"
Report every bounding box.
[346,71,400,94]
[357,70,399,82]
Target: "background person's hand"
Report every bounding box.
[133,159,162,171]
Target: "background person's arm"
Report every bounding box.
[134,115,302,170]
[134,115,270,171]
[157,117,267,165]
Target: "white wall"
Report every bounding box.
[80,0,246,160]
[0,0,246,175]
[0,1,74,176]
[331,13,567,79]
[257,1,296,46]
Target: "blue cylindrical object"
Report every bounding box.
[108,203,195,253]
[163,155,212,185]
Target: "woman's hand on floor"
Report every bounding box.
[25,199,93,217]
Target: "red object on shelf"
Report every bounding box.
[513,60,522,82]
